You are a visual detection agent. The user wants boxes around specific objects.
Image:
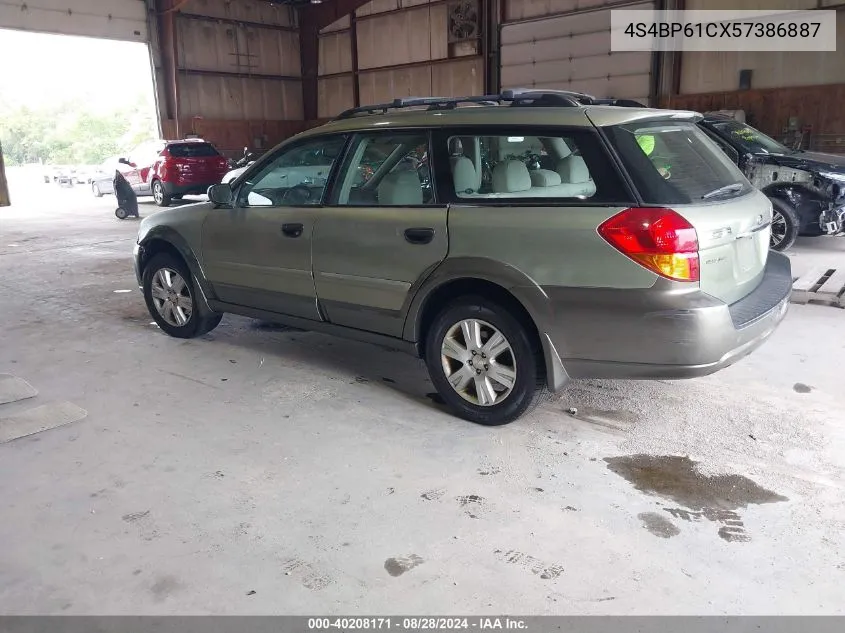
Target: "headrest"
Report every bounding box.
[492,160,532,193]
[557,155,592,184]
[378,170,423,205]
[547,137,572,160]
[449,138,464,157]
[452,156,477,195]
[529,169,562,187]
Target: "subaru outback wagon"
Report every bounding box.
[133,91,792,426]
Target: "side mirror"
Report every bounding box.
[208,183,234,207]
[118,157,130,165]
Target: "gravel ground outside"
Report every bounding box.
[1,167,844,615]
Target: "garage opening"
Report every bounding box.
[0,28,158,206]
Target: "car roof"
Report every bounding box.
[299,104,701,139]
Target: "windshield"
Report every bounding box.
[605,120,752,205]
[168,143,220,158]
[708,120,790,155]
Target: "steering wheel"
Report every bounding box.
[282,184,312,205]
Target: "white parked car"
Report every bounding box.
[222,164,250,184]
[90,157,125,197]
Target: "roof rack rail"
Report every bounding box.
[332,89,645,120]
[590,98,648,108]
[501,88,596,106]
[334,95,503,120]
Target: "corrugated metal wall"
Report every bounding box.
[680,0,845,93]
[157,0,307,153]
[500,0,656,104]
[317,14,354,117]
[317,0,484,118]
[669,0,845,140]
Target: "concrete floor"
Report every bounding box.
[1,168,844,615]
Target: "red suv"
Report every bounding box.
[118,139,230,207]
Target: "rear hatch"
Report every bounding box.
[166,142,229,183]
[602,117,771,305]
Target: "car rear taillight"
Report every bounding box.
[597,207,700,282]
[159,158,179,181]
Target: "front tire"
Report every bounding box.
[93,183,103,197]
[152,180,172,207]
[142,253,222,338]
[424,297,548,426]
[769,196,800,251]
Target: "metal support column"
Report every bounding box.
[350,11,360,108]
[299,16,320,121]
[156,0,181,137]
[0,142,9,208]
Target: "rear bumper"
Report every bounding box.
[540,252,792,384]
[161,181,220,197]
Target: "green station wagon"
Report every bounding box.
[133,91,792,425]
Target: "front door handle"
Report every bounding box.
[281,223,304,238]
[404,227,435,245]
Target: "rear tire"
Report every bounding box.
[424,296,548,426]
[143,253,222,339]
[93,183,103,197]
[768,196,800,251]
[152,180,172,207]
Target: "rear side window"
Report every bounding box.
[439,130,628,203]
[168,143,220,158]
[605,121,751,205]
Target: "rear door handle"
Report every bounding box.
[281,223,304,238]
[404,227,435,245]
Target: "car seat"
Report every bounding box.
[378,170,423,205]
[492,160,532,194]
[450,138,479,195]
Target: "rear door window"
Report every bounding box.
[168,143,220,158]
[435,129,629,204]
[605,121,752,205]
[332,132,432,206]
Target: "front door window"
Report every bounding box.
[237,136,347,208]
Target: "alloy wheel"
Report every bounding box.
[153,181,164,205]
[440,319,517,406]
[150,267,193,327]
[770,210,787,249]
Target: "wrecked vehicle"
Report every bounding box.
[699,113,845,251]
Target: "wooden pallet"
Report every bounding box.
[791,267,845,307]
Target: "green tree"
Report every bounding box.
[0,96,157,166]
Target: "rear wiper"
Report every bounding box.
[702,182,744,200]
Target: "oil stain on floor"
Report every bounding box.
[637,512,681,538]
[606,455,788,542]
[384,555,424,577]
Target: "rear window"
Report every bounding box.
[605,120,751,205]
[167,143,220,158]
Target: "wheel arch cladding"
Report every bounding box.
[139,238,183,273]
[139,228,214,301]
[418,278,540,352]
